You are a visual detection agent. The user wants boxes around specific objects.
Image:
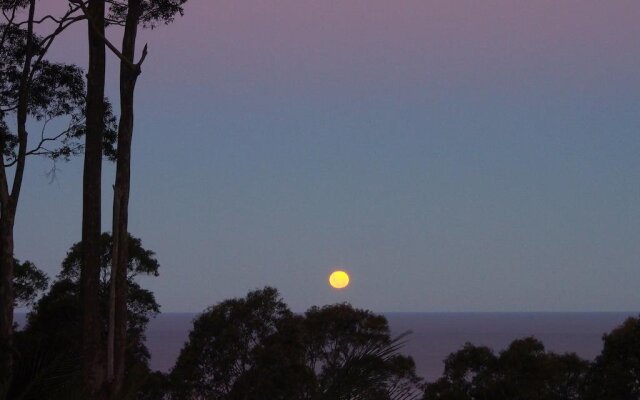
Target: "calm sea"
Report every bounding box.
[15,312,637,381]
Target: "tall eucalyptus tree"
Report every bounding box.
[76,0,108,397]
[107,1,186,395]
[71,0,186,397]
[0,1,91,395]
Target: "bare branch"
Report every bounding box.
[3,117,83,167]
[28,5,86,84]
[10,0,37,207]
[5,3,80,28]
[105,17,125,27]
[0,104,19,113]
[1,6,16,26]
[137,43,148,67]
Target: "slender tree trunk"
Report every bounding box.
[107,0,141,397]
[82,0,107,398]
[0,214,15,398]
[0,1,35,395]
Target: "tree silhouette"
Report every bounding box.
[12,259,47,307]
[168,287,423,400]
[0,2,113,394]
[584,316,640,400]
[303,303,423,400]
[423,338,588,400]
[8,233,160,400]
[106,1,185,395]
[73,0,108,396]
[69,0,186,395]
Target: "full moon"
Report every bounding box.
[329,270,350,289]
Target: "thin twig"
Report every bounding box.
[28,5,86,84]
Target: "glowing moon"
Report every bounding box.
[329,270,350,289]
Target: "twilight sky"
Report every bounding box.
[15,0,640,312]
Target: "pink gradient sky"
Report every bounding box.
[16,1,640,312]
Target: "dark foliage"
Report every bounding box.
[167,287,423,400]
[303,303,422,400]
[9,264,640,400]
[424,320,640,400]
[583,316,640,400]
[107,0,188,28]
[169,287,296,399]
[12,259,48,307]
[0,23,117,164]
[0,0,30,10]
[8,233,160,399]
[423,338,589,400]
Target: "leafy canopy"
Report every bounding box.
[0,22,117,164]
[169,287,423,400]
[8,234,161,400]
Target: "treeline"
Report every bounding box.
[8,238,640,399]
[9,235,423,399]
[423,318,640,400]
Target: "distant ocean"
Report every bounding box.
[15,312,637,381]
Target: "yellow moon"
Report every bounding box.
[329,270,350,289]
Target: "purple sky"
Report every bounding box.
[14,0,640,312]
